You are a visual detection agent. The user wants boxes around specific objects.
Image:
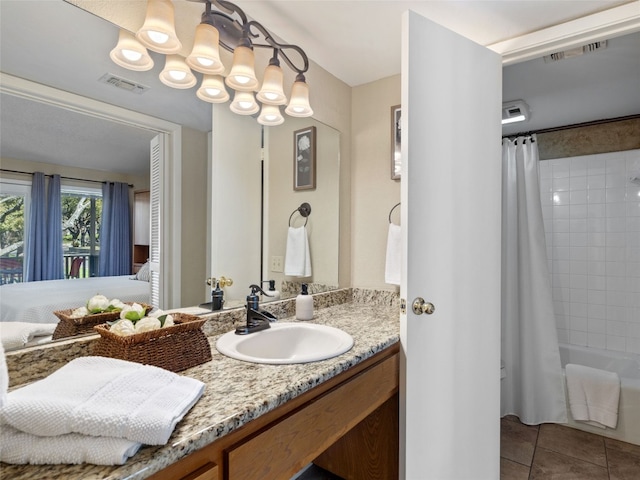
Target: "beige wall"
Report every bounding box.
[179,127,208,307]
[303,60,353,289]
[266,118,340,289]
[351,75,401,291]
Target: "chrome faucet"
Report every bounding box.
[235,284,277,335]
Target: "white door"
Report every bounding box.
[400,11,503,479]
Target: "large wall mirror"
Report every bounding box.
[208,110,340,306]
[0,1,342,350]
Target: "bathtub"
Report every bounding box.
[559,343,640,446]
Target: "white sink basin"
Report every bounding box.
[215,322,354,364]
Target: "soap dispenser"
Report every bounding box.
[261,280,281,303]
[295,283,314,320]
[211,281,224,311]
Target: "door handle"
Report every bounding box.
[412,297,435,315]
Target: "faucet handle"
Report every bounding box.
[207,276,234,287]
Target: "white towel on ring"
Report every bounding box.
[284,226,312,277]
[0,424,141,465]
[0,356,205,445]
[566,363,620,429]
[385,223,401,285]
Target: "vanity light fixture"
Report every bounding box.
[111,0,313,124]
[159,55,197,89]
[136,0,182,54]
[110,30,154,71]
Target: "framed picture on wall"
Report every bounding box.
[391,105,401,180]
[294,126,317,190]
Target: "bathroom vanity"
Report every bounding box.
[1,291,400,480]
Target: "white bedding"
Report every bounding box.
[0,276,150,325]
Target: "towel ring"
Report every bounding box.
[289,202,312,227]
[388,202,401,224]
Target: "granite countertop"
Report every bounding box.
[1,299,399,480]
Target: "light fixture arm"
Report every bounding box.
[211,0,247,24]
[245,20,309,75]
[199,0,309,75]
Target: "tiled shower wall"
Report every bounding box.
[539,149,640,354]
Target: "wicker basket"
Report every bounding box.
[90,313,212,372]
[52,303,152,340]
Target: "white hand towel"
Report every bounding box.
[0,424,141,465]
[0,340,7,408]
[0,356,205,445]
[566,363,620,429]
[385,224,401,286]
[284,226,312,277]
[0,322,57,351]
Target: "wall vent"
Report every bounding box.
[543,40,607,63]
[98,73,149,94]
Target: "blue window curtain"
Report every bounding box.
[24,172,46,282]
[24,172,64,282]
[45,174,63,280]
[99,182,131,276]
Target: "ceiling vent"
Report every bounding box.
[98,73,149,94]
[502,100,530,125]
[543,40,607,63]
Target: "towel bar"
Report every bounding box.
[388,202,401,224]
[289,202,312,227]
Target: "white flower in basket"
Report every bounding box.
[120,303,146,321]
[86,294,110,314]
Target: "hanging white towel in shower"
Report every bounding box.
[284,226,312,277]
[385,223,401,286]
[566,363,620,429]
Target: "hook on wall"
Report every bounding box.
[289,202,312,227]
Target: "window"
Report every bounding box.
[62,185,102,278]
[0,180,30,284]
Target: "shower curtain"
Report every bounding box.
[501,135,567,425]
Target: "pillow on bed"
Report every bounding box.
[135,261,150,282]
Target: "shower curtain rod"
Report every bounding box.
[0,169,134,188]
[502,113,640,140]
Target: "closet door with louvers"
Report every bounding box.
[149,135,162,308]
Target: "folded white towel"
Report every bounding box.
[566,363,620,429]
[0,356,205,445]
[0,322,57,351]
[0,340,7,408]
[0,424,141,465]
[384,224,401,286]
[284,226,312,277]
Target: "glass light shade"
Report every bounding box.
[159,55,197,89]
[285,79,313,117]
[230,90,259,115]
[186,23,225,75]
[257,104,285,126]
[196,75,230,103]
[256,64,287,105]
[225,46,259,91]
[110,30,154,71]
[136,0,182,54]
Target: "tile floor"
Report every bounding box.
[296,416,640,479]
[501,415,640,479]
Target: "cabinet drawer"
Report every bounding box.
[227,353,399,479]
[180,462,218,480]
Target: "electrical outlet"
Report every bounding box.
[271,255,284,273]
